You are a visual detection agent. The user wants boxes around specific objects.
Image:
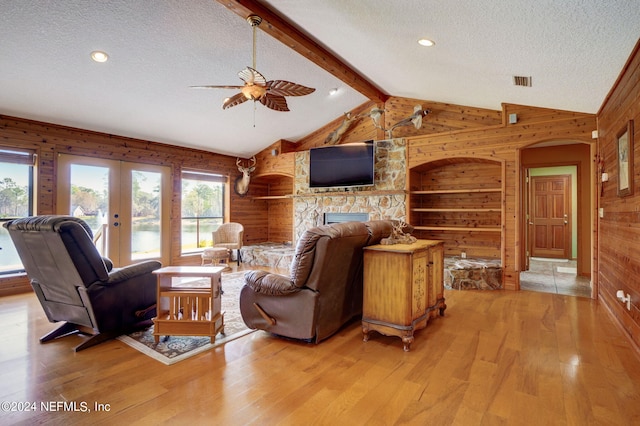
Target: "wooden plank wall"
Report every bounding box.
[596,38,640,350]
[294,97,503,151]
[407,104,596,290]
[0,115,252,295]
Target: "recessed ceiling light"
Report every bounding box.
[329,88,339,96]
[417,38,435,47]
[90,51,109,63]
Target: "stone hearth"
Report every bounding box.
[444,257,503,290]
[240,243,295,270]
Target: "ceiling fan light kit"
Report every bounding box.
[191,14,315,112]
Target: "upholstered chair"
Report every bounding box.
[4,215,161,351]
[239,220,396,343]
[212,222,244,263]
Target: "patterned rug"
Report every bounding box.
[117,271,254,365]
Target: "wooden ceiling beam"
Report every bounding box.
[215,0,388,103]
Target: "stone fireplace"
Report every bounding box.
[293,139,407,241]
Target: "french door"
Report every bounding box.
[57,154,171,267]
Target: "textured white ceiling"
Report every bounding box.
[0,1,638,158]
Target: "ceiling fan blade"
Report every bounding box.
[260,94,289,111]
[266,80,315,97]
[239,67,267,87]
[222,92,249,109]
[190,85,245,89]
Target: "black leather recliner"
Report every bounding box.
[4,215,161,351]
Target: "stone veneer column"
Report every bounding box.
[293,139,407,240]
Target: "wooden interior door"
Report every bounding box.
[529,175,571,259]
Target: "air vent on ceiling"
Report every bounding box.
[513,76,532,87]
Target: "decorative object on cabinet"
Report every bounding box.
[380,220,417,245]
[616,120,634,197]
[362,239,445,351]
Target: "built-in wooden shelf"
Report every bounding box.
[413,226,502,232]
[409,159,505,259]
[252,195,292,200]
[411,208,501,212]
[410,188,501,195]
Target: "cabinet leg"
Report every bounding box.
[402,335,414,352]
[362,324,370,342]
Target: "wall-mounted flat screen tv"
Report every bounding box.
[309,141,375,188]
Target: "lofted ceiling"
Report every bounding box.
[0,1,638,158]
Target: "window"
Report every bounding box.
[0,147,35,274]
[181,170,226,254]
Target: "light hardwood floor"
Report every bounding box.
[2,267,640,425]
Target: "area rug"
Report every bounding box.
[117,271,254,365]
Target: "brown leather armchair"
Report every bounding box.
[239,220,396,342]
[4,215,161,351]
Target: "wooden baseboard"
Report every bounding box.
[0,274,32,297]
[601,295,640,363]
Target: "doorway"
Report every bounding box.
[56,154,171,267]
[519,142,593,297]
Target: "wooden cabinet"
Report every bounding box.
[362,240,445,351]
[153,266,225,343]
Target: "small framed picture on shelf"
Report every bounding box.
[616,120,634,197]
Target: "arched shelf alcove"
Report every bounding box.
[408,157,505,260]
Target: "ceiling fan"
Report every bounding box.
[191,15,315,112]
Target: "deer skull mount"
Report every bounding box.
[234,156,256,196]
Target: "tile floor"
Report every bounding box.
[520,257,592,298]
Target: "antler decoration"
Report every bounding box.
[386,105,430,138]
[324,104,430,144]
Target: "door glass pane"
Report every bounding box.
[0,161,33,273]
[131,170,161,260]
[69,164,109,256]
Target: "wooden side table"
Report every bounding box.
[152,266,225,343]
[362,239,445,351]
